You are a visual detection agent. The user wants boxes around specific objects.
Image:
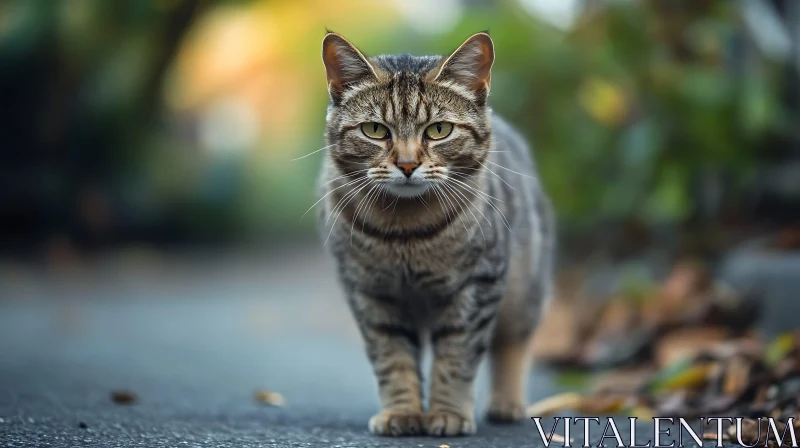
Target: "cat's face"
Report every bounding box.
[322,33,494,199]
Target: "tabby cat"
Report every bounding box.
[316,31,555,437]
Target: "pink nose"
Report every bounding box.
[396,162,419,177]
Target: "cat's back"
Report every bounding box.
[487,112,554,283]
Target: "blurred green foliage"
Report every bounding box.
[0,0,794,250]
[447,0,787,226]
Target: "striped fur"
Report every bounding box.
[317,32,555,437]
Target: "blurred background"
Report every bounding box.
[2,0,799,263]
[2,0,800,445]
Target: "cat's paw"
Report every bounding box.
[423,410,476,436]
[368,410,423,436]
[485,400,526,423]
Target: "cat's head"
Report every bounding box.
[321,32,494,198]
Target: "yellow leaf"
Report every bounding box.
[526,392,583,417]
[578,77,628,126]
[576,395,627,414]
[657,363,713,392]
[631,406,655,420]
[766,333,796,366]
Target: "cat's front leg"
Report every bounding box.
[425,285,500,436]
[348,291,424,436]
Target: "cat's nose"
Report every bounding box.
[396,161,419,177]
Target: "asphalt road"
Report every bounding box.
[0,244,798,447]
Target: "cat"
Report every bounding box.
[316,31,555,437]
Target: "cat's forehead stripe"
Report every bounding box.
[336,57,479,136]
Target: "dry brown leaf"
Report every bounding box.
[592,367,655,394]
[254,390,285,407]
[640,261,712,327]
[661,261,711,301]
[576,395,627,414]
[722,356,751,397]
[773,224,800,250]
[526,392,583,417]
[531,298,581,361]
[710,336,765,361]
[592,299,638,339]
[110,390,137,405]
[654,327,729,368]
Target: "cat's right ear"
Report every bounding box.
[427,32,494,101]
[322,33,380,103]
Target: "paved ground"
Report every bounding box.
[0,244,798,447]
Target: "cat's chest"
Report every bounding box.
[345,237,475,298]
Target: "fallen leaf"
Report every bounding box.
[629,405,655,420]
[667,261,711,295]
[650,358,715,394]
[722,356,751,397]
[110,390,137,405]
[254,390,285,407]
[526,392,583,417]
[773,223,800,250]
[531,298,582,362]
[592,367,655,395]
[767,333,797,367]
[654,327,729,368]
[576,395,627,414]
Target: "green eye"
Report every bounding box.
[361,122,390,139]
[424,122,453,140]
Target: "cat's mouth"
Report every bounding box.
[385,180,429,198]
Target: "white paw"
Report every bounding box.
[368,410,423,436]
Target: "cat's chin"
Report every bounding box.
[385,183,429,198]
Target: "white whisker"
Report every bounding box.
[478,161,517,191]
[383,191,400,211]
[416,193,431,213]
[391,191,401,213]
[430,185,454,238]
[302,174,368,220]
[292,144,337,161]
[321,169,370,187]
[447,176,510,230]
[447,174,505,202]
[364,185,385,232]
[486,160,536,179]
[324,179,373,246]
[351,184,380,244]
[434,184,466,234]
[324,177,368,223]
[325,177,370,225]
[441,181,484,241]
[442,178,492,227]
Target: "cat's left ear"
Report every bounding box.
[322,32,381,103]
[428,32,494,97]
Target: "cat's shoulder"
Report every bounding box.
[490,112,535,158]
